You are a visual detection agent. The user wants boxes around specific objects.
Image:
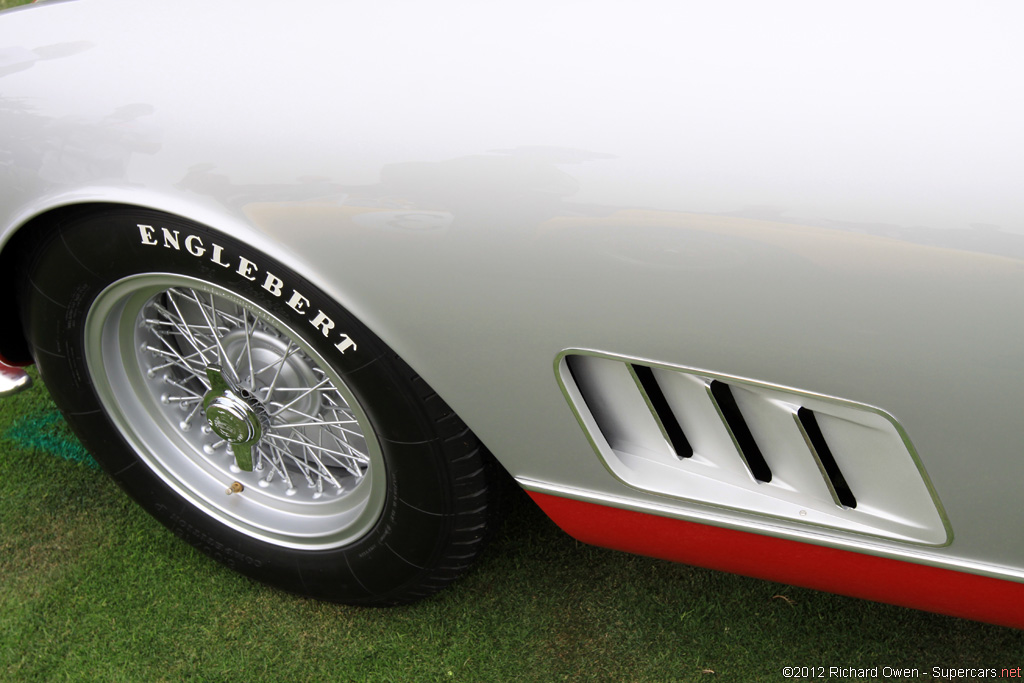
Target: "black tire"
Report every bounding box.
[17,206,496,605]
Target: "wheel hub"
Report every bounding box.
[202,366,264,471]
[220,329,322,419]
[205,393,261,442]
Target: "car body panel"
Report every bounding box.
[2,0,1023,623]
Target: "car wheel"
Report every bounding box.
[18,207,496,604]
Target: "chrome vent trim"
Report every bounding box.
[558,350,951,547]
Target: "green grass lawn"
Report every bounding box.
[0,0,30,11]
[2,369,1023,681]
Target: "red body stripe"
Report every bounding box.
[528,491,1024,629]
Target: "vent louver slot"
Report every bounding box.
[630,364,693,459]
[796,407,857,509]
[565,354,678,460]
[558,351,950,546]
[708,380,773,483]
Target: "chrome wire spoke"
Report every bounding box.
[263,431,362,464]
[180,397,204,428]
[165,395,202,404]
[278,419,358,428]
[264,401,366,441]
[260,340,297,403]
[206,298,245,330]
[145,339,208,384]
[323,430,370,471]
[147,301,223,379]
[275,431,352,488]
[165,375,205,398]
[259,441,296,490]
[161,292,213,366]
[300,429,369,473]
[284,430,345,490]
[184,288,238,382]
[322,399,361,432]
[149,332,220,367]
[242,309,256,387]
[267,377,331,418]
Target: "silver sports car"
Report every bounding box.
[2,0,1022,628]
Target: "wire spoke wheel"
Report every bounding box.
[84,274,386,549]
[22,210,495,604]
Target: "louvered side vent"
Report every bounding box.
[562,353,949,546]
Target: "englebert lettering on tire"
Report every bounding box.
[136,224,358,357]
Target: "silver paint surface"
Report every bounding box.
[2,1,1023,580]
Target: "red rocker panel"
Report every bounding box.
[528,491,1024,629]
